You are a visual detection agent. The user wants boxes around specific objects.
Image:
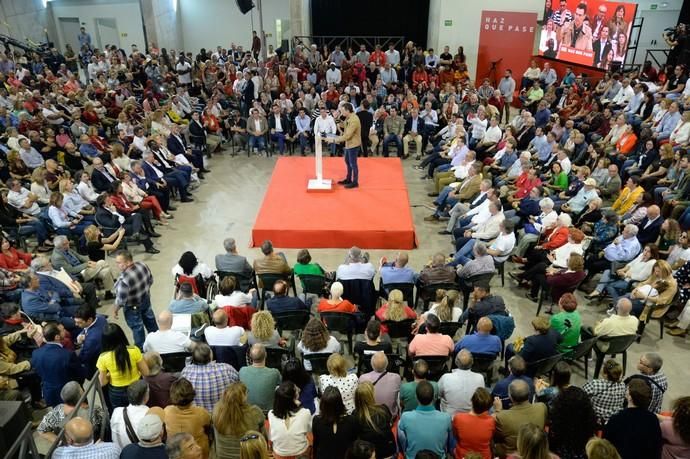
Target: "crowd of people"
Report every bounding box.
[0,21,688,459]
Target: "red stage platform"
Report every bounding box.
[251,157,418,249]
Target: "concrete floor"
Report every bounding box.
[107,149,688,411]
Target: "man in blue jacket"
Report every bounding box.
[73,305,107,376]
[21,273,77,332]
[31,322,83,406]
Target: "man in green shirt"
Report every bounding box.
[399,359,439,412]
[239,344,281,411]
[550,293,582,353]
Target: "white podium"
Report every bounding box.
[307,134,333,191]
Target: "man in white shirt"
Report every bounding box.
[110,380,150,448]
[438,350,485,414]
[204,309,245,346]
[611,78,635,109]
[326,63,342,85]
[176,55,192,86]
[385,44,400,66]
[336,246,376,281]
[6,178,41,216]
[142,310,191,354]
[314,109,337,156]
[18,138,45,169]
[584,298,639,352]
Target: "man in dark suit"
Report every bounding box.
[74,305,107,376]
[268,104,291,155]
[167,123,206,174]
[266,279,309,314]
[90,156,117,193]
[31,255,99,310]
[357,100,374,156]
[141,151,193,203]
[636,205,663,245]
[593,25,613,68]
[130,161,173,213]
[95,194,160,254]
[149,140,192,185]
[31,322,83,406]
[242,71,255,116]
[402,107,426,160]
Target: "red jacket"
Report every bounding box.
[541,226,569,250]
[0,248,32,271]
[110,193,138,215]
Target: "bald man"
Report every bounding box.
[359,351,402,417]
[583,297,639,354]
[635,204,663,245]
[239,343,281,411]
[204,309,245,346]
[455,316,502,355]
[379,251,418,284]
[53,417,120,458]
[438,350,485,414]
[142,310,192,354]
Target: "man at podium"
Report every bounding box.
[327,103,362,189]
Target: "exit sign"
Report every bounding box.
[650,4,657,9]
[444,20,452,26]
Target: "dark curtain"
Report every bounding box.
[310,0,430,48]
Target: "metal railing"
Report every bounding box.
[3,371,110,459]
[644,48,670,70]
[3,421,40,459]
[291,35,405,54]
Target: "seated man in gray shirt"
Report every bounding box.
[215,237,253,274]
[169,282,209,314]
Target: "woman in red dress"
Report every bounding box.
[0,235,32,272]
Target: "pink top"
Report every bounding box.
[661,418,690,459]
[409,333,454,357]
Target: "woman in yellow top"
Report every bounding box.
[96,323,149,409]
[611,176,645,216]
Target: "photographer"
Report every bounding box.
[663,23,688,68]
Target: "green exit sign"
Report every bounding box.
[650,4,657,9]
[444,20,453,26]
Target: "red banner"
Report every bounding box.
[477,11,538,87]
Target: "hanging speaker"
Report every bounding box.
[236,0,255,14]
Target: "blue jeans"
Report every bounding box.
[344,147,359,184]
[248,135,267,152]
[18,220,49,244]
[123,294,158,350]
[382,134,402,157]
[296,132,309,153]
[109,385,129,409]
[451,238,477,266]
[271,132,286,153]
[680,207,690,230]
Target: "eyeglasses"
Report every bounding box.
[239,434,260,442]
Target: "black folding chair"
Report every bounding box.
[593,334,639,378]
[298,274,328,297]
[415,282,459,311]
[320,312,356,355]
[273,310,312,339]
[380,282,415,307]
[382,319,416,354]
[216,270,256,293]
[562,337,598,379]
[470,352,498,385]
[210,345,248,370]
[265,347,292,370]
[357,352,405,376]
[526,353,563,378]
[160,352,191,373]
[460,273,495,310]
[303,352,332,375]
[494,260,506,287]
[417,355,451,381]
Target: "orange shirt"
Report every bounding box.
[452,412,495,459]
[317,298,357,314]
[616,132,638,154]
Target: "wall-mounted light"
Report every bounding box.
[172,0,178,12]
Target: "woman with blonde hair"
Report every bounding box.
[247,310,283,347]
[319,353,358,413]
[121,172,170,222]
[425,289,462,322]
[510,423,558,459]
[353,382,396,459]
[297,318,340,371]
[584,438,621,459]
[627,259,677,318]
[374,289,417,334]
[29,167,50,204]
[83,224,125,262]
[239,431,270,459]
[110,142,132,172]
[213,382,266,459]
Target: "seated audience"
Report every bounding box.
[408,313,454,357]
[359,352,402,417]
[318,281,357,313]
[452,387,495,459]
[204,309,245,346]
[397,380,452,459]
[320,353,359,414]
[438,350,485,415]
[181,342,239,412]
[239,343,282,412]
[164,377,212,459]
[110,380,150,449]
[297,318,341,371]
[212,382,266,459]
[142,310,192,354]
[143,351,177,408]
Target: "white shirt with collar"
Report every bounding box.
[110,404,150,448]
[336,262,376,281]
[142,328,191,354]
[204,325,245,346]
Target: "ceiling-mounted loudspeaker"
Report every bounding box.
[236,0,255,14]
